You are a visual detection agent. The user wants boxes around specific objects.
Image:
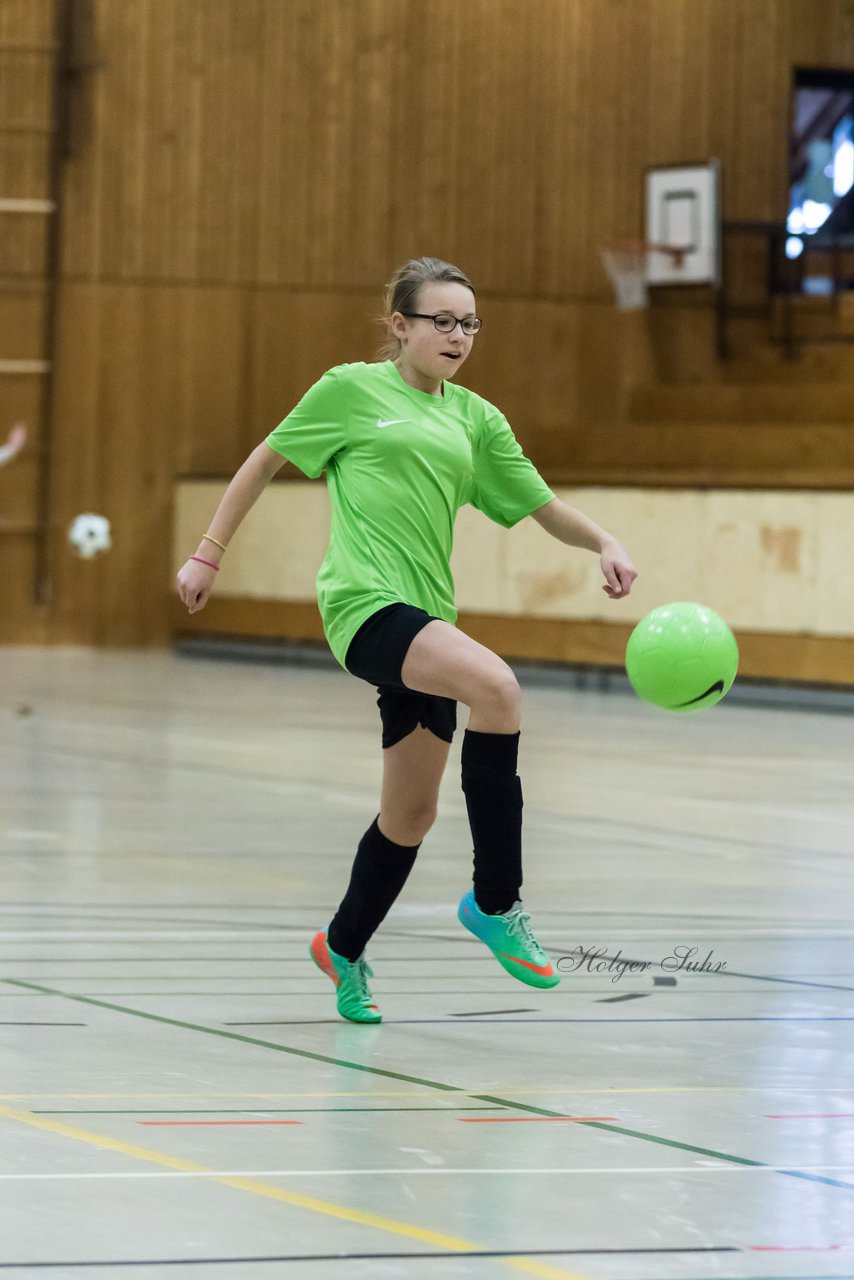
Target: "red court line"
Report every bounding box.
[765,1114,854,1119]
[138,1120,304,1126]
[459,1116,616,1123]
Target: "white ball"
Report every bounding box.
[68,512,111,559]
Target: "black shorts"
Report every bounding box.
[344,602,457,750]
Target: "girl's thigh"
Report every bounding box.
[400,620,520,729]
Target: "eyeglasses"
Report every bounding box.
[401,312,482,336]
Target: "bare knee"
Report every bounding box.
[469,665,521,733]
[379,801,437,847]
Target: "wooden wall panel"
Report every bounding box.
[0,541,49,642]
[248,290,379,447]
[0,289,44,358]
[0,0,53,44]
[55,0,854,292]
[0,0,53,640]
[2,0,853,662]
[0,451,38,528]
[0,362,41,458]
[46,284,106,644]
[0,215,47,276]
[46,283,249,643]
[0,40,51,276]
[0,49,52,117]
[0,135,50,206]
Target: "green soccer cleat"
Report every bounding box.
[457,890,560,989]
[309,930,382,1023]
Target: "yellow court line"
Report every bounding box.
[0,1104,589,1280]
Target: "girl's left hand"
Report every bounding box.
[600,539,637,599]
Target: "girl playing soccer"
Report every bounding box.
[177,256,637,1023]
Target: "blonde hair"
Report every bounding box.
[375,256,475,361]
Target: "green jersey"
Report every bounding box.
[265,360,554,669]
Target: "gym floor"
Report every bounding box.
[2,647,852,1279]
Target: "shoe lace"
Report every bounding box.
[347,957,374,1002]
[505,906,541,953]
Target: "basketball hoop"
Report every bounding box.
[599,240,692,311]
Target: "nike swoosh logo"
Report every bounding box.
[676,680,725,707]
[376,418,411,428]
[498,950,555,977]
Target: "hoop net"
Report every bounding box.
[599,241,691,311]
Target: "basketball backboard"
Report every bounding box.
[645,161,721,285]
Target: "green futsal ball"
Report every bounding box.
[625,602,739,712]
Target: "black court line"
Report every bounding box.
[3,954,852,990]
[223,1015,854,1028]
[3,896,851,923]
[224,1012,537,1026]
[0,955,539,963]
[705,967,854,993]
[5,901,850,930]
[0,903,341,912]
[448,1009,537,1017]
[596,993,649,1003]
[0,1245,742,1268]
[376,1016,854,1024]
[0,913,275,931]
[217,1020,350,1027]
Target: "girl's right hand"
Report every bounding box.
[176,559,218,613]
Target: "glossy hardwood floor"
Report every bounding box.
[1,647,852,1279]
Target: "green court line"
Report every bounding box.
[1,981,463,1092]
[470,1094,763,1163]
[4,978,853,1194]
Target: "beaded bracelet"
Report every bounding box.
[189,555,220,571]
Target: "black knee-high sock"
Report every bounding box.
[461,729,523,915]
[327,817,420,961]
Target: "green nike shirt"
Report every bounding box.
[265,360,555,669]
